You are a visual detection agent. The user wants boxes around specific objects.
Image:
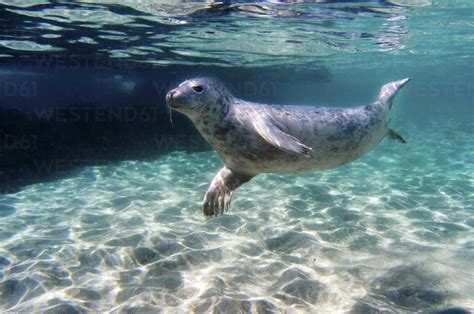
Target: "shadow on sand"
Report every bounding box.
[0,104,210,194]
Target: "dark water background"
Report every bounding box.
[0,1,473,313]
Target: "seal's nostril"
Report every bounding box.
[166,91,175,102]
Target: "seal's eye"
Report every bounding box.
[192,85,203,93]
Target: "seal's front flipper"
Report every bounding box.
[253,117,313,158]
[387,129,407,143]
[203,167,253,216]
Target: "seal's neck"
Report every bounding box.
[196,94,232,124]
[192,96,233,144]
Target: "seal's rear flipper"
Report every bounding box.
[387,129,407,143]
[253,116,313,158]
[376,78,411,109]
[203,167,253,216]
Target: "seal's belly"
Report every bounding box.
[212,126,385,175]
[213,116,387,175]
[198,104,389,175]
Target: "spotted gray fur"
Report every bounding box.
[166,77,411,216]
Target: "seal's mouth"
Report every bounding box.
[166,88,198,112]
[166,90,186,111]
[165,89,179,108]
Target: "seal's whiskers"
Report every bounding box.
[169,106,173,125]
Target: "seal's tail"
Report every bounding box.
[376,78,411,109]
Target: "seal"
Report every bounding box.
[166,77,411,216]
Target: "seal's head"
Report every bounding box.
[166,77,232,119]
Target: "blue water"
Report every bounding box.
[0,1,473,313]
